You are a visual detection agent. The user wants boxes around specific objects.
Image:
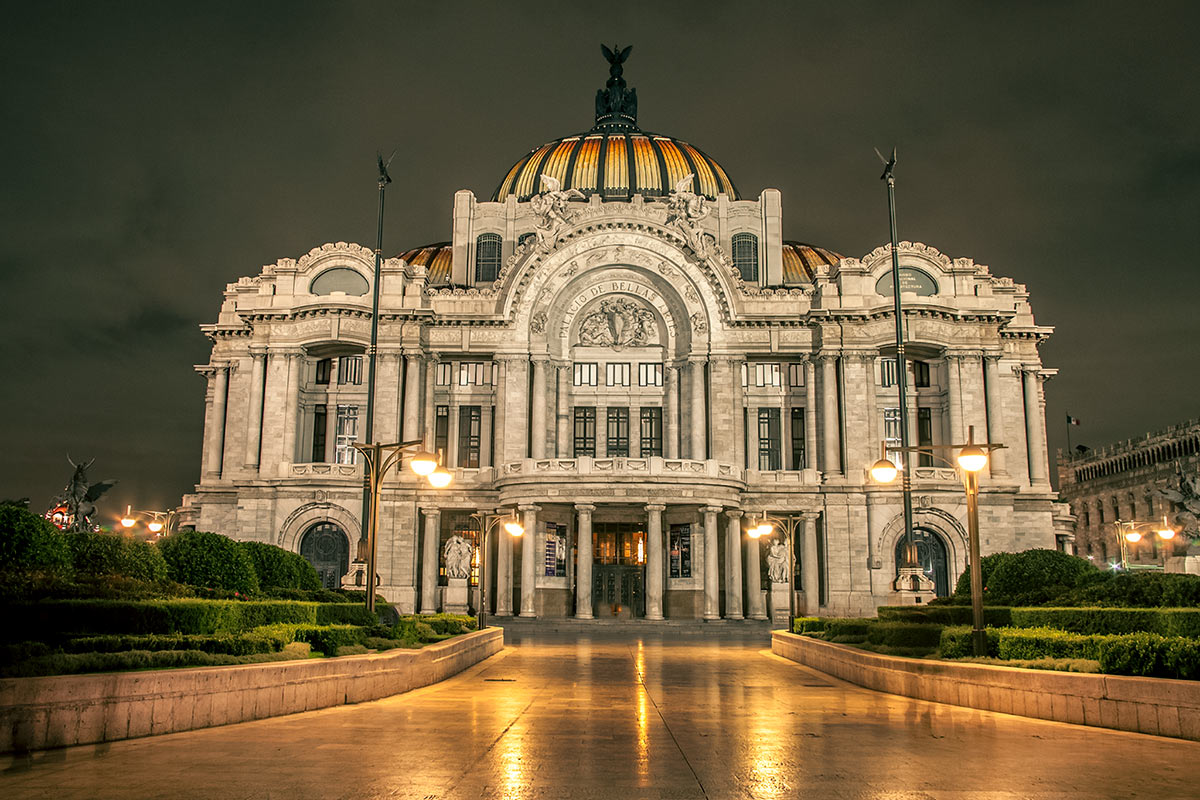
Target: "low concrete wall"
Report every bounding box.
[773,631,1200,740]
[0,627,503,753]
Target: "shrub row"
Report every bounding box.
[877,606,1014,627]
[865,621,944,650]
[61,633,284,656]
[880,605,1200,638]
[1099,633,1200,679]
[0,643,312,678]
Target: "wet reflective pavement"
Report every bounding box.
[4,627,1199,799]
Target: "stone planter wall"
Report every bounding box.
[0,627,503,754]
[773,631,1200,740]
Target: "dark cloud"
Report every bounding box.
[2,1,1199,516]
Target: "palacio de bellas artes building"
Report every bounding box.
[184,50,1073,622]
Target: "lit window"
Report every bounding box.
[882,407,902,469]
[458,362,493,386]
[638,363,663,387]
[752,363,781,387]
[338,356,362,386]
[475,233,502,283]
[335,406,359,464]
[881,358,897,388]
[573,363,598,386]
[731,233,759,282]
[606,363,630,387]
[436,362,453,386]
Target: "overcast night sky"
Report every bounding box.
[1,2,1197,519]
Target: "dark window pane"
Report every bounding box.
[639,407,662,457]
[758,407,781,470]
[790,407,805,470]
[606,407,629,456]
[573,407,596,457]
[458,406,481,468]
[731,233,759,281]
[475,233,502,283]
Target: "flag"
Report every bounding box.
[1066,414,1081,426]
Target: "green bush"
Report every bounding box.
[1009,607,1200,637]
[64,531,169,582]
[823,618,873,643]
[422,613,477,635]
[315,603,379,626]
[996,627,1107,661]
[0,642,312,678]
[865,621,944,650]
[63,632,282,656]
[793,617,826,634]
[158,531,259,594]
[970,549,1098,605]
[294,624,367,655]
[952,552,1018,600]
[239,541,321,591]
[939,626,1000,658]
[261,586,349,603]
[1098,633,1200,680]
[876,605,1014,627]
[0,506,71,577]
[1058,572,1200,608]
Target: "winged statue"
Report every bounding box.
[51,456,117,532]
[530,174,585,252]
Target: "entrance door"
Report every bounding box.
[300,522,350,590]
[894,527,950,597]
[591,522,646,618]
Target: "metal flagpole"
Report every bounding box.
[1066,413,1074,454]
[877,148,918,572]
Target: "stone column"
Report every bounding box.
[947,354,965,446]
[744,526,766,620]
[1023,368,1048,485]
[575,503,595,619]
[802,512,821,609]
[531,356,548,458]
[725,510,744,620]
[556,364,570,457]
[419,507,441,614]
[282,354,300,466]
[690,359,707,460]
[495,507,513,616]
[423,355,438,453]
[244,350,266,470]
[702,506,721,619]
[665,365,680,459]
[493,358,507,469]
[402,352,422,441]
[804,359,818,470]
[324,401,337,462]
[519,504,539,617]
[820,355,841,476]
[983,355,1009,477]
[731,359,746,469]
[204,363,229,479]
[644,504,665,620]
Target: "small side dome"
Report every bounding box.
[399,242,452,286]
[782,241,843,285]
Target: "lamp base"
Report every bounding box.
[890,567,936,605]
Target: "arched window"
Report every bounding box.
[475,233,502,283]
[310,267,369,296]
[731,233,759,281]
[895,527,950,597]
[299,522,350,590]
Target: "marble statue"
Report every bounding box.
[443,533,473,580]
[766,539,788,584]
[576,297,656,348]
[530,175,584,252]
[664,174,712,257]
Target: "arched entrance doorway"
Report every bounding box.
[895,527,950,597]
[300,522,350,589]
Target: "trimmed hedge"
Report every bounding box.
[823,618,873,643]
[0,643,312,678]
[996,627,1107,661]
[239,541,321,592]
[158,531,259,594]
[954,549,1098,605]
[877,605,1014,627]
[0,506,71,577]
[61,633,283,656]
[793,617,826,634]
[939,626,1000,658]
[1009,607,1200,638]
[65,531,169,582]
[865,621,944,650]
[1099,633,1200,680]
[1058,572,1200,608]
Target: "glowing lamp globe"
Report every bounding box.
[1157,527,1176,540]
[956,446,988,473]
[427,467,453,489]
[147,520,164,533]
[504,520,524,537]
[1124,530,1142,543]
[870,459,899,483]
[409,451,439,477]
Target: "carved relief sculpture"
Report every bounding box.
[576,297,657,347]
[530,175,585,253]
[443,534,473,580]
[664,174,713,258]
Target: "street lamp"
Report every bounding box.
[468,509,524,631]
[120,506,176,536]
[352,438,453,614]
[1113,517,1176,570]
[744,511,803,632]
[871,425,1004,656]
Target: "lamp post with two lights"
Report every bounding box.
[468,509,524,631]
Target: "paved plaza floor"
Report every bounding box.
[3,626,1199,799]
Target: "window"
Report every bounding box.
[882,407,902,468]
[752,363,781,387]
[309,267,369,296]
[475,233,502,283]
[917,407,933,467]
[434,406,449,459]
[731,233,759,281]
[790,407,806,470]
[458,362,493,386]
[573,407,596,456]
[544,523,567,577]
[312,406,327,462]
[606,407,629,456]
[913,360,931,388]
[458,406,481,468]
[787,362,805,387]
[334,406,359,464]
[757,408,781,470]
[640,407,663,456]
[881,358,897,388]
[573,363,598,386]
[638,362,663,387]
[315,358,332,386]
[606,362,631,387]
[338,356,362,385]
[669,524,692,578]
[436,362,453,386]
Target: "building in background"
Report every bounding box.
[1057,419,1200,567]
[185,54,1064,619]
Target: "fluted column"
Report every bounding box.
[645,504,665,620]
[575,503,595,619]
[744,524,766,620]
[419,507,441,614]
[724,510,744,620]
[804,359,818,471]
[423,354,438,453]
[203,363,229,479]
[702,505,721,619]
[495,506,513,616]
[690,359,707,460]
[402,352,422,441]
[281,354,300,466]
[1023,368,1048,485]
[665,365,680,458]
[983,355,1009,477]
[519,504,539,617]
[947,354,965,446]
[493,358,507,470]
[802,512,821,610]
[323,401,337,462]
[820,355,841,476]
[244,350,266,470]
[556,364,570,457]
[731,359,746,469]
[531,356,548,458]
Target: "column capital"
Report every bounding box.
[645,503,667,513]
[819,352,839,363]
[248,345,268,357]
[495,353,526,363]
[531,354,550,365]
[983,351,1003,363]
[574,503,596,514]
[701,505,723,515]
[420,506,442,517]
[519,503,542,513]
[687,355,708,365]
[801,511,821,522]
[724,509,744,519]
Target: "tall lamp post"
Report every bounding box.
[1113,518,1176,570]
[352,439,450,614]
[745,512,803,632]
[120,506,177,536]
[871,425,1004,656]
[468,509,524,631]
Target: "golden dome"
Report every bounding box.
[398,242,452,285]
[782,241,843,284]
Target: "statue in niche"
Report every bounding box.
[766,539,789,585]
[530,175,584,253]
[576,297,656,348]
[50,457,117,532]
[443,534,473,580]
